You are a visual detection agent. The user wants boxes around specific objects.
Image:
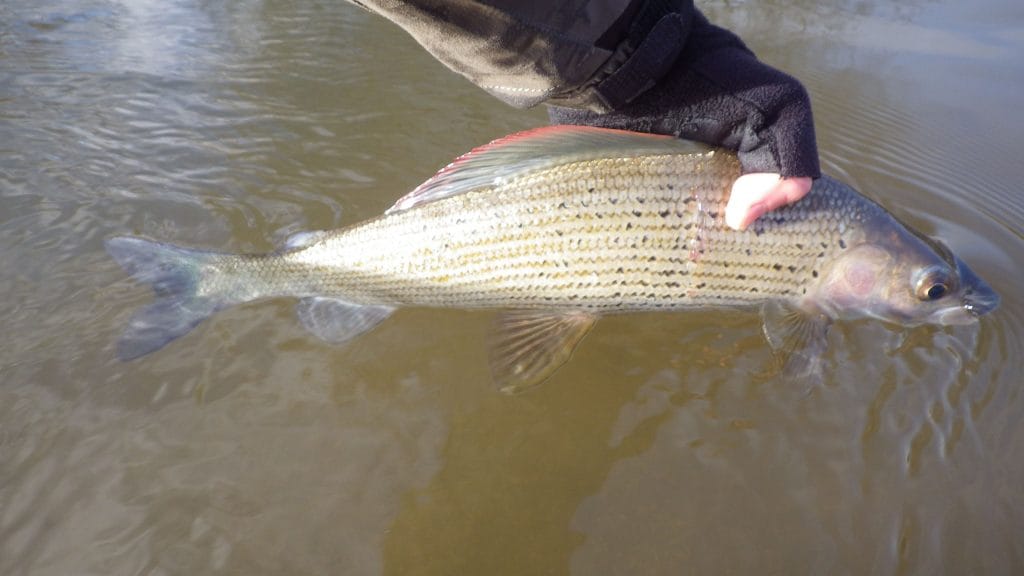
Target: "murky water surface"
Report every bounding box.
[2,1,1022,574]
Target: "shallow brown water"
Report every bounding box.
[1,1,1022,574]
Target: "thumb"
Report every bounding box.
[725,174,812,230]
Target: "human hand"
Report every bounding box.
[726,174,813,230]
[548,7,820,230]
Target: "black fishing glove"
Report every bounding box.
[548,3,820,181]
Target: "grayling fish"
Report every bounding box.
[106,126,999,391]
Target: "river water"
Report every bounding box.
[1,1,1022,574]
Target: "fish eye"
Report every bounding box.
[925,283,948,300]
[914,267,954,301]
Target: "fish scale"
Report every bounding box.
[226,150,866,311]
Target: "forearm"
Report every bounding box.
[349,0,694,112]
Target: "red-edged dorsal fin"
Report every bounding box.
[386,125,711,214]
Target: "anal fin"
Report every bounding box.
[488,310,597,394]
[296,297,394,344]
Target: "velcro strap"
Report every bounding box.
[593,12,691,111]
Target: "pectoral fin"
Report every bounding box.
[488,310,597,394]
[296,297,394,344]
[283,230,329,250]
[761,300,832,379]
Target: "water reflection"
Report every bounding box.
[0,0,1022,574]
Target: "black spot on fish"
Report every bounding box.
[684,223,693,230]
[558,202,567,209]
[817,252,825,258]
[745,248,752,256]
[750,287,759,292]
[626,222,633,230]
[696,282,706,289]
[839,238,847,249]
[820,242,828,249]
[788,265,796,273]
[666,281,680,288]
[708,210,719,219]
[737,274,746,280]
[648,256,657,262]
[588,187,595,193]
[754,228,764,237]
[556,229,563,236]
[610,197,618,205]
[812,270,819,278]
[616,267,624,274]
[659,209,671,218]
[637,197,646,204]
[667,184,675,190]
[795,243,804,249]
[632,210,643,217]
[773,263,783,271]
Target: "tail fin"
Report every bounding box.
[105,236,226,360]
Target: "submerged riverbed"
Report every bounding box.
[2,1,1022,574]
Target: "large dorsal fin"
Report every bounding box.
[386,126,712,214]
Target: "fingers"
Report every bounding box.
[725,174,812,230]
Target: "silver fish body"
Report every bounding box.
[107,126,999,390]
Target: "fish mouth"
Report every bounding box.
[932,306,982,326]
[961,290,1000,318]
[957,257,1001,319]
[920,288,999,326]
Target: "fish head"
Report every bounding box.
[813,219,999,326]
